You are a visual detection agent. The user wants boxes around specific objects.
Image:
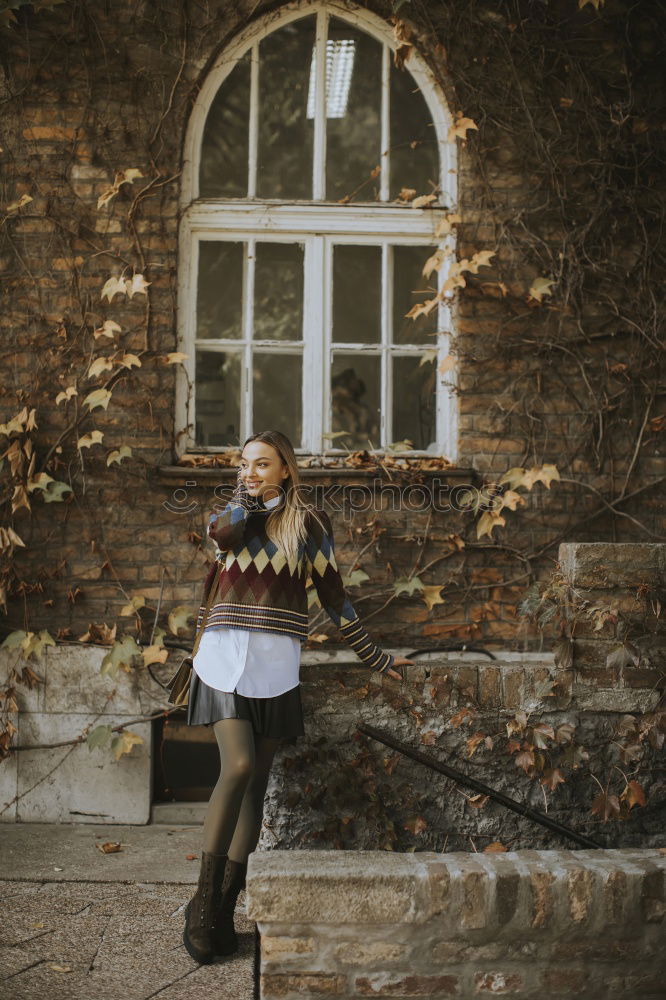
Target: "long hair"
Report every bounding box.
[238,431,325,564]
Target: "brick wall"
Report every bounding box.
[247,848,666,999]
[1,1,663,651]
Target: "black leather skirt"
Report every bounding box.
[186,668,305,742]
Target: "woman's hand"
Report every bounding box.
[383,655,415,681]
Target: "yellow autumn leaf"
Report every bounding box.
[83,388,112,411]
[119,595,146,616]
[77,430,104,450]
[411,193,438,209]
[125,273,150,298]
[421,584,445,611]
[27,471,55,493]
[116,352,141,368]
[6,193,33,213]
[447,112,478,143]
[168,605,194,636]
[101,276,127,302]
[111,730,144,761]
[87,357,114,379]
[477,510,506,539]
[528,277,556,302]
[142,644,169,666]
[55,385,77,405]
[106,446,132,466]
[163,352,189,365]
[93,320,122,340]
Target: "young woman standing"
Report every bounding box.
[182,430,413,964]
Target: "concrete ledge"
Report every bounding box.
[247,848,666,999]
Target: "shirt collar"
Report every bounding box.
[262,493,282,509]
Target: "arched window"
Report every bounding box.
[177,1,457,459]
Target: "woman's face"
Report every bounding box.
[239,442,289,501]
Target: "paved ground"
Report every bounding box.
[0,823,256,999]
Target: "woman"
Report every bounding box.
[182,430,414,964]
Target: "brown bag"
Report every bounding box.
[165,561,222,708]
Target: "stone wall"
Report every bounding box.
[1,541,663,847]
[246,848,666,999]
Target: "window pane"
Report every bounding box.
[257,16,316,199]
[195,350,241,447]
[197,241,244,340]
[200,52,251,198]
[330,353,380,449]
[392,355,436,451]
[392,245,438,344]
[253,353,302,443]
[332,245,381,344]
[325,17,382,203]
[390,63,439,200]
[254,242,304,342]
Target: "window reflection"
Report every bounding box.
[331,354,380,449]
[197,242,244,340]
[254,243,304,341]
[253,354,302,443]
[195,350,241,446]
[393,354,436,451]
[200,52,251,198]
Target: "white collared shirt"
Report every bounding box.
[192,492,301,698]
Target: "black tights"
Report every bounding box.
[201,717,281,862]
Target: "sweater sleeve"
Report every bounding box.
[304,509,394,674]
[208,468,262,552]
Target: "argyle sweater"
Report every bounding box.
[196,485,394,674]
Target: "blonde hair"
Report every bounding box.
[238,431,325,563]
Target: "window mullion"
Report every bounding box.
[382,241,392,450]
[313,9,327,200]
[380,43,390,202]
[248,42,259,198]
[243,237,255,437]
[303,234,325,453]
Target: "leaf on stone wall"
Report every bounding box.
[540,767,566,791]
[421,584,445,610]
[466,731,487,757]
[0,526,25,552]
[342,569,370,588]
[447,111,478,143]
[515,749,535,773]
[110,729,144,760]
[101,276,127,302]
[393,576,424,597]
[100,635,142,676]
[142,644,169,666]
[79,622,117,644]
[87,357,114,379]
[42,480,73,503]
[476,510,506,539]
[168,605,194,636]
[120,595,146,616]
[83,388,112,411]
[527,276,556,303]
[77,430,104,450]
[620,779,645,810]
[483,841,508,852]
[125,273,150,298]
[403,815,428,834]
[591,791,620,821]
[467,793,490,809]
[93,320,122,340]
[55,385,77,405]
[87,724,112,751]
[161,352,189,365]
[11,483,30,513]
[106,446,132,466]
[116,352,141,368]
[6,193,33,213]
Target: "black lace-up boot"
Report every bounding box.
[182,851,228,963]
[212,857,248,956]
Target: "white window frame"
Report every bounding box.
[176,0,458,460]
